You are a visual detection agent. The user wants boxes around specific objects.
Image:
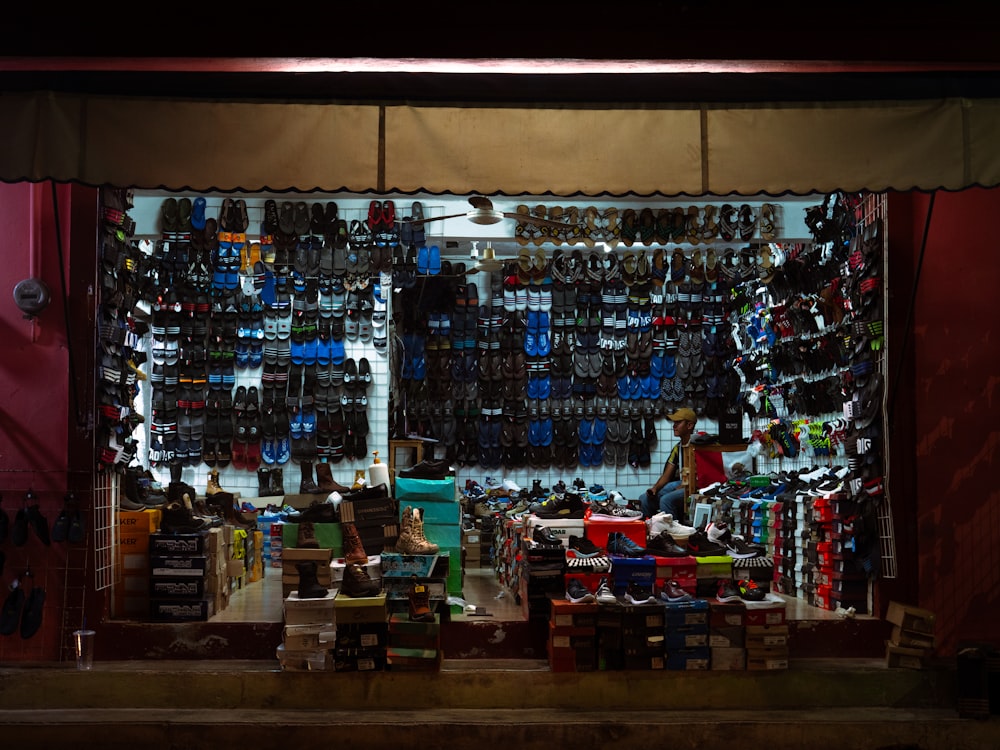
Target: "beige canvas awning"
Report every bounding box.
[2,91,998,195]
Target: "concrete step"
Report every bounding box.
[2,658,994,750]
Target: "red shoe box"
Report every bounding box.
[652,555,697,588]
[584,515,647,549]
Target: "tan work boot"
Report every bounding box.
[342,522,368,564]
[206,467,224,496]
[398,506,439,555]
[341,561,380,598]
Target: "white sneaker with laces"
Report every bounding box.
[595,577,618,604]
[648,512,696,539]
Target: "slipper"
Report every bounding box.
[17,584,45,639]
[0,583,25,635]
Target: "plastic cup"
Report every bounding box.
[73,629,95,670]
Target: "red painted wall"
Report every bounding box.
[0,183,997,661]
[0,182,97,662]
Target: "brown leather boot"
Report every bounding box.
[342,522,368,564]
[206,492,256,529]
[257,468,272,497]
[314,462,351,493]
[341,561,380,598]
[299,461,320,494]
[297,521,320,549]
[160,500,208,533]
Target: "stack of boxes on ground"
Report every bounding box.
[275,463,460,671]
[114,475,264,621]
[884,600,935,670]
[466,476,793,671]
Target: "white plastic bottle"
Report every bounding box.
[368,451,390,490]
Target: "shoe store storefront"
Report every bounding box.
[1,90,998,669]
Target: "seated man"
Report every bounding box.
[639,407,697,521]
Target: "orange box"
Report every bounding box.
[584,516,646,549]
[117,510,161,533]
[118,530,151,553]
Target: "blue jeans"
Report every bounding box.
[640,481,685,520]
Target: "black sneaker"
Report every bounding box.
[532,525,563,547]
[607,531,646,558]
[726,536,766,560]
[568,534,602,558]
[565,578,596,604]
[533,490,585,519]
[685,529,729,557]
[716,578,741,603]
[645,531,690,557]
[737,578,767,602]
[625,581,656,605]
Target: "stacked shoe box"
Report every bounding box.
[478,514,496,566]
[268,522,283,568]
[379,552,447,614]
[884,600,935,670]
[520,531,566,621]
[113,509,161,618]
[339,487,399,556]
[827,495,870,613]
[652,554,697,597]
[387,610,442,672]
[279,590,337,671]
[708,599,746,670]
[694,555,733,598]
[548,597,599,672]
[772,495,800,595]
[395,477,462,597]
[664,599,711,670]
[493,515,523,593]
[148,530,214,621]
[744,620,788,671]
[333,591,388,671]
[620,601,667,670]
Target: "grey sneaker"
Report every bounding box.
[589,499,643,521]
[595,577,618,604]
[565,578,597,604]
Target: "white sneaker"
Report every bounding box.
[648,512,696,539]
[595,577,618,605]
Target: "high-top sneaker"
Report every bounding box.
[297,521,320,549]
[257,468,272,497]
[295,560,329,598]
[408,574,435,622]
[299,461,320,494]
[403,507,440,554]
[315,462,351,493]
[342,522,368,564]
[341,561,381,598]
[206,467,224,496]
[268,467,285,496]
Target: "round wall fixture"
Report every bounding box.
[12,277,52,317]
